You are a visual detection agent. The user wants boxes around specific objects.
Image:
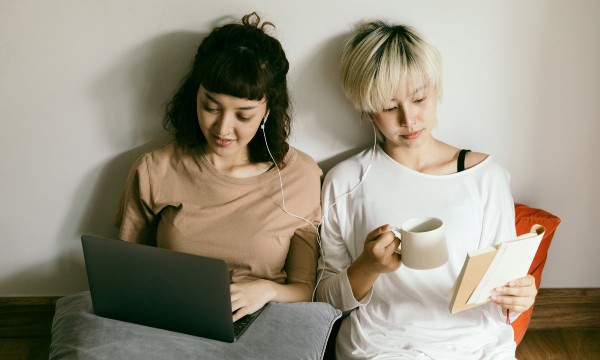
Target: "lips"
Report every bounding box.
[212,134,235,147]
[401,129,423,140]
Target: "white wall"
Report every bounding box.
[1,0,598,296]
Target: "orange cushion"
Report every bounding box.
[511,203,561,345]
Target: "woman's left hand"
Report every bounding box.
[490,274,538,315]
[230,279,276,322]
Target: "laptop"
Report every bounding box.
[81,234,265,342]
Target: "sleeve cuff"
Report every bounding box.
[341,267,373,309]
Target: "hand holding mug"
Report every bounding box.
[359,224,402,274]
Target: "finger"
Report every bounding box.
[497,300,530,314]
[230,285,242,301]
[494,286,534,297]
[233,307,249,322]
[381,235,402,268]
[365,224,391,243]
[231,298,243,313]
[372,230,398,251]
[490,294,518,307]
[383,236,401,255]
[494,282,538,298]
[490,294,533,313]
[506,274,536,288]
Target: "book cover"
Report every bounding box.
[449,225,545,314]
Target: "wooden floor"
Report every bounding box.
[0,337,50,360]
[0,328,599,360]
[516,328,600,360]
[1,289,599,359]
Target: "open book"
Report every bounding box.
[449,225,545,314]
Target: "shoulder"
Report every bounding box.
[323,147,374,187]
[287,147,323,178]
[467,154,511,182]
[464,150,489,170]
[132,141,191,174]
[145,141,186,160]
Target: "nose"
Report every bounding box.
[213,113,235,136]
[397,106,414,127]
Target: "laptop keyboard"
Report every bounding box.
[233,312,258,336]
[233,305,267,338]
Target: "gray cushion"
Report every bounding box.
[50,291,341,360]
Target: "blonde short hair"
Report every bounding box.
[339,21,443,113]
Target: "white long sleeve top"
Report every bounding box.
[316,144,518,360]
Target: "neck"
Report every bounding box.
[382,138,461,175]
[382,138,441,173]
[202,147,271,178]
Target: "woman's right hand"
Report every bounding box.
[359,224,402,273]
[347,225,402,300]
[230,279,276,322]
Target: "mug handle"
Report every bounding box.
[390,227,402,254]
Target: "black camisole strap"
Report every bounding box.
[457,149,471,173]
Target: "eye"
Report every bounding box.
[382,106,398,112]
[414,97,426,104]
[202,103,220,113]
[236,114,252,122]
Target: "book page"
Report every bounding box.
[449,248,497,314]
[467,227,544,304]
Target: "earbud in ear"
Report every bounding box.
[261,109,270,129]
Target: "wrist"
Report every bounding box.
[347,260,379,300]
[350,255,379,279]
[258,279,278,302]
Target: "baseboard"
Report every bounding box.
[0,296,60,337]
[0,288,598,337]
[528,288,600,330]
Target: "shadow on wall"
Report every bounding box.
[0,249,88,296]
[2,31,215,296]
[318,147,369,176]
[291,33,373,175]
[79,30,211,236]
[89,31,207,149]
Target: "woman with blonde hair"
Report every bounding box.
[316,20,536,359]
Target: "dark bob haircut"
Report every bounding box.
[163,12,291,165]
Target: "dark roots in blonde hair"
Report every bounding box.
[340,20,443,113]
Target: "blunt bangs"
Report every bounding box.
[200,49,269,102]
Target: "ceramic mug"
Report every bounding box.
[392,217,449,270]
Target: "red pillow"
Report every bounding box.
[511,203,561,345]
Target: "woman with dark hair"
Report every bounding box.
[116,12,322,321]
[163,13,291,166]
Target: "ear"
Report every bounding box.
[261,109,270,129]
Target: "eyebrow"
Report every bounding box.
[411,86,425,95]
[203,91,262,111]
[390,86,427,102]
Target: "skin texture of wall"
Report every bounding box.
[0,0,599,295]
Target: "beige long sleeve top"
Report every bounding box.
[115,142,322,286]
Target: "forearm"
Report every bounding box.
[316,267,373,312]
[347,259,379,301]
[230,279,312,321]
[270,282,313,303]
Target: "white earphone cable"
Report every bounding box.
[262,114,378,301]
